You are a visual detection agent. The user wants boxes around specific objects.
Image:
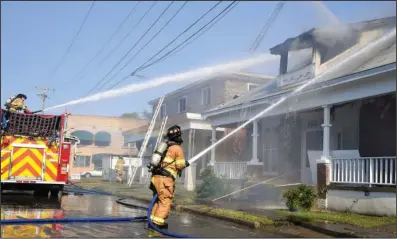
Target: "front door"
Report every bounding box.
[301,130,323,184]
[10,145,45,180]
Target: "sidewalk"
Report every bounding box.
[72,180,396,238]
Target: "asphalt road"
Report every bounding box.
[1,193,284,238]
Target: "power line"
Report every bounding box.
[97,2,189,90]
[76,1,150,83]
[136,1,240,74]
[48,1,96,83]
[107,1,237,90]
[92,1,222,93]
[63,2,141,85]
[249,1,285,53]
[85,1,165,95]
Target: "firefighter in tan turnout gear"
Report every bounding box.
[115,156,125,183]
[148,125,189,229]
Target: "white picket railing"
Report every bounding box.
[331,157,396,186]
[214,162,248,180]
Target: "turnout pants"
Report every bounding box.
[150,175,175,226]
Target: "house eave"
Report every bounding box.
[203,63,396,119]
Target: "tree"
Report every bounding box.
[120,112,141,119]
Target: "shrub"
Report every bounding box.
[282,184,317,211]
[195,168,229,200]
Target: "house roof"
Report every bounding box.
[270,16,396,55]
[148,71,274,105]
[205,38,396,116]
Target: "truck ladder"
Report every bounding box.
[128,96,165,186]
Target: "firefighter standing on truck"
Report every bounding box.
[148,125,189,229]
[115,156,125,183]
[4,94,32,114]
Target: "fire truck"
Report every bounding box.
[1,109,72,197]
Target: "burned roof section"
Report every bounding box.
[269,16,396,55]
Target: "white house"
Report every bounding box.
[202,16,396,216]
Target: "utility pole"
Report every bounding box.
[35,87,54,112]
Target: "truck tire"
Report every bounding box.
[34,188,49,197]
[84,173,91,178]
[50,189,59,198]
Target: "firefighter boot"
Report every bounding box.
[148,222,168,229]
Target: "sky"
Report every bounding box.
[1,1,396,117]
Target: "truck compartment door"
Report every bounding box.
[9,144,46,180]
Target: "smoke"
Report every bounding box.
[44,54,278,112]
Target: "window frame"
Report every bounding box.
[201,87,212,106]
[178,96,187,113]
[73,155,91,168]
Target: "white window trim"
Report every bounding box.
[178,96,187,113]
[247,83,259,91]
[160,104,167,118]
[201,87,211,106]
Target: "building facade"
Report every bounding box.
[66,114,147,177]
[202,16,396,215]
[123,72,274,189]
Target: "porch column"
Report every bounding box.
[317,105,332,210]
[185,129,196,191]
[209,126,216,166]
[249,119,260,164]
[321,105,332,161]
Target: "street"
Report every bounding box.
[1,193,283,238]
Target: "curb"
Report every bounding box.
[285,217,361,238]
[78,186,361,238]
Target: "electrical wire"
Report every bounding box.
[249,1,285,53]
[48,1,96,83]
[86,1,171,96]
[76,2,150,84]
[107,1,237,90]
[95,2,189,92]
[62,2,141,85]
[90,1,222,93]
[133,1,240,76]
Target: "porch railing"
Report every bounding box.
[331,157,396,186]
[214,162,248,180]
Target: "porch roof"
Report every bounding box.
[203,41,396,119]
[123,112,224,143]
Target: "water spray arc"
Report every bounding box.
[188,28,396,165]
[43,54,277,111]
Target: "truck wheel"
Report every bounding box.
[50,189,60,198]
[84,173,91,178]
[34,188,49,197]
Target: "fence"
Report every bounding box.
[214,162,247,179]
[331,157,396,186]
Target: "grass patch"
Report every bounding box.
[188,205,274,227]
[277,209,396,228]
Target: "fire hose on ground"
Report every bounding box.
[0,183,199,238]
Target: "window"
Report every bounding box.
[160,104,167,118]
[178,97,187,113]
[94,131,111,147]
[73,156,91,167]
[70,130,94,146]
[247,83,259,91]
[202,87,211,105]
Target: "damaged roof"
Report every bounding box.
[206,40,396,115]
[269,16,396,55]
